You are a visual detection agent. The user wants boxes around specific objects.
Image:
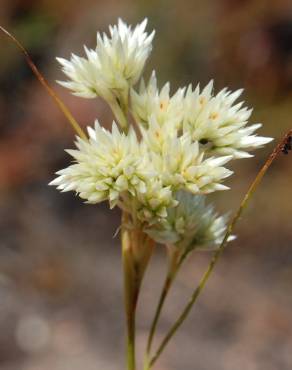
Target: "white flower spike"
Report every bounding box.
[50,120,150,208]
[142,127,233,194]
[183,81,273,158]
[145,191,235,250]
[57,18,155,107]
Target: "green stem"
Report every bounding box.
[144,248,190,370]
[122,220,138,370]
[149,130,292,368]
[146,247,187,359]
[124,265,139,370]
[108,97,129,132]
[146,275,172,354]
[122,212,155,370]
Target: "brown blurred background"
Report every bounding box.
[0,1,292,369]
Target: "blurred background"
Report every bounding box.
[0,0,292,369]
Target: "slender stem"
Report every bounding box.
[0,26,86,140]
[124,264,139,370]
[146,275,172,353]
[122,213,137,370]
[122,255,137,370]
[144,248,188,370]
[108,97,129,132]
[122,212,155,370]
[149,130,292,368]
[146,247,188,359]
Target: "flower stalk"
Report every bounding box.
[108,96,129,132]
[122,211,155,370]
[145,246,187,362]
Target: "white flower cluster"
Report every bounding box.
[182,82,272,158]
[57,19,154,107]
[51,18,272,248]
[131,74,272,159]
[50,121,149,208]
[145,191,235,251]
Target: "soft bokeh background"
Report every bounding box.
[0,1,292,369]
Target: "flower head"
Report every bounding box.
[50,120,149,208]
[183,81,273,158]
[141,121,233,194]
[145,191,235,250]
[57,19,155,106]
